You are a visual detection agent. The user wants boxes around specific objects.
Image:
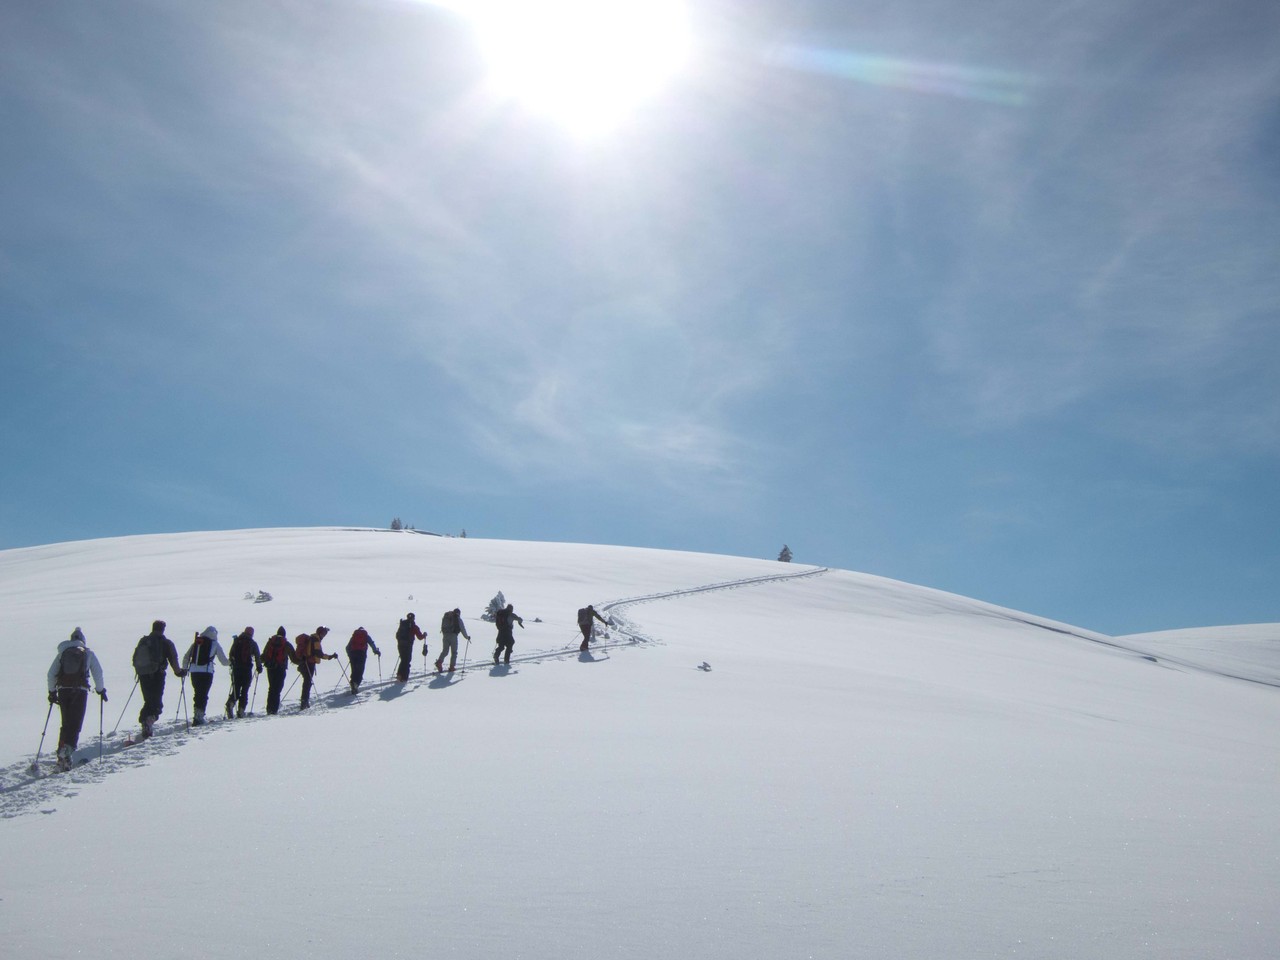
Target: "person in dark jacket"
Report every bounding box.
[134,620,186,740]
[394,613,425,682]
[296,626,337,710]
[259,627,297,715]
[577,604,608,652]
[435,608,470,673]
[225,627,263,718]
[493,603,524,665]
[345,627,381,694]
[183,626,230,726]
[46,628,107,770]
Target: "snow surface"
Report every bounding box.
[1,528,1278,959]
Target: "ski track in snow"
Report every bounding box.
[0,565,828,819]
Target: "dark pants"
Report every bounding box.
[396,640,414,681]
[230,663,254,713]
[299,663,315,709]
[349,650,368,690]
[57,687,89,751]
[191,672,214,713]
[139,670,167,725]
[495,631,514,664]
[265,665,287,714]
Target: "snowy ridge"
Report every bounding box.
[1,528,1278,960]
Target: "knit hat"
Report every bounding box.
[69,627,86,644]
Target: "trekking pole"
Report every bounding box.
[177,676,190,731]
[284,671,300,700]
[462,636,471,673]
[376,653,382,683]
[30,701,54,772]
[332,658,350,694]
[99,695,105,760]
[111,675,139,735]
[250,670,259,714]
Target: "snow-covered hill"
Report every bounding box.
[1,528,1277,959]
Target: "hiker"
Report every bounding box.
[577,604,608,651]
[345,627,381,694]
[295,626,337,709]
[133,620,186,739]
[225,627,262,718]
[183,627,230,726]
[436,608,471,673]
[395,613,425,682]
[260,627,297,715]
[493,603,524,665]
[46,628,106,771]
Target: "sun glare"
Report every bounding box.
[460,0,693,136]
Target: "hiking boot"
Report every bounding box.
[193,709,206,726]
[225,700,234,719]
[141,717,155,740]
[236,705,245,718]
[350,681,359,694]
[448,665,455,673]
[434,660,443,673]
[493,651,500,665]
[56,744,73,771]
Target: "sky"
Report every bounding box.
[1,0,1277,635]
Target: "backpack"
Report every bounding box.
[231,635,255,665]
[396,618,414,643]
[262,636,288,667]
[189,638,215,667]
[296,634,313,662]
[133,634,163,675]
[57,645,89,688]
[348,629,370,653]
[441,610,460,634]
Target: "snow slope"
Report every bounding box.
[1,528,1277,959]
[1120,623,1280,687]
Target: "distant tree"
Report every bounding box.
[460,529,467,538]
[482,591,507,622]
[390,518,403,531]
[777,545,793,563]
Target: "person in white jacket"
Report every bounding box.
[46,628,106,770]
[182,626,229,726]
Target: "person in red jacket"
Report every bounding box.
[259,627,297,715]
[345,627,381,694]
[225,627,262,718]
[394,613,425,682]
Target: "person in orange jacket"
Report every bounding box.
[295,626,336,710]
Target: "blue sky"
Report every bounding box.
[2,0,1277,635]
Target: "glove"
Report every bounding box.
[421,644,428,656]
[257,665,263,674]
[99,690,108,702]
[178,668,189,678]
[48,690,58,705]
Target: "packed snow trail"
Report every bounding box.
[0,565,828,818]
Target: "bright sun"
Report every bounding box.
[459,0,693,136]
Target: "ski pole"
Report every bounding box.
[250,669,259,714]
[284,671,300,700]
[31,700,54,772]
[177,676,189,731]
[111,675,139,735]
[99,694,104,760]
[462,636,471,673]
[376,653,382,683]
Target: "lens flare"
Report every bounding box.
[770,45,1036,107]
